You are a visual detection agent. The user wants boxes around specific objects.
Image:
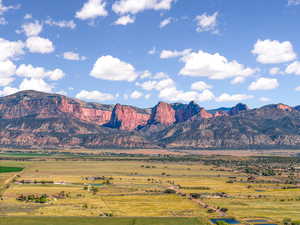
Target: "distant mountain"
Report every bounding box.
[1,90,300,150]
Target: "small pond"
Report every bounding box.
[211,218,241,224]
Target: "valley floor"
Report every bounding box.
[0,150,300,224]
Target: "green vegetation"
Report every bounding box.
[0,217,205,225]
[0,166,23,173]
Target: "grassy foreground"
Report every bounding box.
[0,217,205,225]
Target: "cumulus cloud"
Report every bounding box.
[112,0,176,15]
[248,77,279,91]
[0,38,25,61]
[130,90,143,99]
[259,97,271,102]
[0,60,16,77]
[90,55,138,82]
[180,50,255,80]
[195,12,218,33]
[216,93,254,102]
[159,17,173,28]
[191,81,212,91]
[0,86,19,96]
[288,0,300,5]
[252,39,297,64]
[160,49,192,59]
[16,64,65,81]
[136,78,174,91]
[114,15,135,25]
[18,20,43,37]
[76,0,108,20]
[230,76,246,85]
[269,67,283,75]
[159,87,215,102]
[19,78,53,93]
[285,61,300,75]
[76,90,115,101]
[45,18,76,29]
[148,47,156,55]
[0,60,16,86]
[63,51,87,61]
[24,14,32,19]
[26,36,54,54]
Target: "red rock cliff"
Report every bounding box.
[108,104,151,131]
[149,102,176,126]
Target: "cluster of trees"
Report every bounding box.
[16,194,49,203]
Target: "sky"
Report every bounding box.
[1,0,300,109]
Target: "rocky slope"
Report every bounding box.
[1,90,300,149]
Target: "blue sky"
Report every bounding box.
[1,0,300,109]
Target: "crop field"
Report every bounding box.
[0,151,300,224]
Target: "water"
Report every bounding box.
[211,218,241,224]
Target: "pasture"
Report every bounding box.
[0,151,300,223]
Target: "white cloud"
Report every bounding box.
[216,93,253,102]
[145,93,151,99]
[191,81,212,91]
[19,20,43,37]
[285,61,300,75]
[114,15,135,25]
[295,86,300,91]
[136,78,174,91]
[90,55,138,82]
[130,90,143,99]
[26,36,55,54]
[230,76,246,85]
[76,90,115,101]
[0,0,19,16]
[148,47,156,55]
[0,86,19,96]
[195,12,218,33]
[47,69,65,81]
[45,18,76,29]
[0,17,7,25]
[159,17,173,28]
[112,0,176,15]
[259,97,271,102]
[0,38,25,61]
[63,51,87,61]
[160,49,192,59]
[76,0,108,20]
[0,60,16,86]
[16,64,65,81]
[159,87,215,102]
[252,39,297,64]
[139,71,169,80]
[19,78,53,93]
[269,67,283,75]
[180,50,255,79]
[288,0,300,5]
[24,14,32,19]
[0,60,16,77]
[248,77,279,91]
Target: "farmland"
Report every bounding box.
[0,150,300,224]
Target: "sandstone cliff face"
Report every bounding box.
[0,90,113,125]
[2,90,300,150]
[149,102,176,125]
[108,104,151,131]
[58,97,112,125]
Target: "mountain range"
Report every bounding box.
[1,90,300,150]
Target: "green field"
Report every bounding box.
[0,217,205,225]
[0,166,23,173]
[0,151,299,224]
